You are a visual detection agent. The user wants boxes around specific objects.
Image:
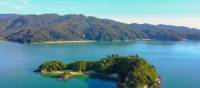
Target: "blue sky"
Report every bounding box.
[0,0,200,28]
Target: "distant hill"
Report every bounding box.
[0,14,19,19]
[0,14,200,43]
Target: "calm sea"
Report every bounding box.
[0,40,200,88]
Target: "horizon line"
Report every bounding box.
[0,13,199,29]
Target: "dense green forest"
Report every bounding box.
[0,14,200,43]
[38,54,161,88]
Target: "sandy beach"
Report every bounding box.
[31,40,96,44]
[44,70,85,75]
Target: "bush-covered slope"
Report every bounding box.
[37,54,161,88]
[0,14,200,43]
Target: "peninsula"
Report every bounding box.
[35,54,161,88]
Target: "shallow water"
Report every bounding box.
[0,41,200,88]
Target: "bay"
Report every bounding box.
[0,40,200,88]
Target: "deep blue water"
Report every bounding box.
[0,41,200,88]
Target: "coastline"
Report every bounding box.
[31,40,96,44]
[37,70,118,80]
[2,39,200,44]
[40,70,85,75]
[38,70,92,80]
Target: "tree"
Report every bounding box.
[124,59,159,88]
[70,60,87,72]
[59,71,72,80]
[38,54,160,88]
[39,61,66,72]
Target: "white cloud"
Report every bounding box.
[0,1,23,9]
[0,0,38,10]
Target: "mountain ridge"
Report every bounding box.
[0,14,200,43]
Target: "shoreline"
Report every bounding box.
[37,70,118,80]
[1,39,198,44]
[41,70,85,75]
[31,40,96,44]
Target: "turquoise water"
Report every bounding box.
[0,41,200,88]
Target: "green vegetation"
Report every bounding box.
[1,14,200,43]
[40,72,60,77]
[37,54,161,88]
[68,60,87,72]
[59,71,72,80]
[39,61,66,72]
[124,58,159,88]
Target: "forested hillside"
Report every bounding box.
[0,14,200,43]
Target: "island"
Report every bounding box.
[35,54,161,88]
